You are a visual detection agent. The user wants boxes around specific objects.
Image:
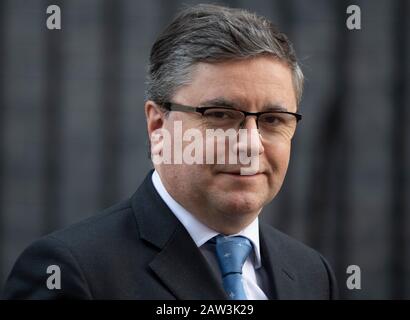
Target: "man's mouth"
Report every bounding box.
[219,171,264,177]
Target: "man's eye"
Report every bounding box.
[205,110,234,119]
[262,115,282,124]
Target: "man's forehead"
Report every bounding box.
[185,58,297,110]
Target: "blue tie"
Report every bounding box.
[213,235,252,300]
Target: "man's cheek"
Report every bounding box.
[268,145,291,174]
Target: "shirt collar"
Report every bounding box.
[151,170,262,268]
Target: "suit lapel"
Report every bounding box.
[260,223,299,299]
[149,223,227,300]
[131,170,227,300]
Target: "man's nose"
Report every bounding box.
[237,116,264,155]
[239,116,258,130]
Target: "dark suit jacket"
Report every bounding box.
[2,170,338,299]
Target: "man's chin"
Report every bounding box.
[214,191,265,217]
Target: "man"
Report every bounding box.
[2,4,338,300]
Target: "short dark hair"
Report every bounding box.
[146,4,304,105]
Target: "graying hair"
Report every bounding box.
[146,3,304,106]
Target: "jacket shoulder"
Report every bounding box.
[1,198,141,299]
[47,198,135,247]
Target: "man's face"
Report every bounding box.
[147,56,298,234]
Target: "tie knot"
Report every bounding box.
[214,235,252,277]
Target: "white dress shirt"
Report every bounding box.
[152,170,268,300]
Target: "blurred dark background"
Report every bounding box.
[0,0,409,299]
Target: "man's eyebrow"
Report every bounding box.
[263,104,289,112]
[199,97,289,112]
[199,98,238,109]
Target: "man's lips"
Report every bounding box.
[219,171,264,176]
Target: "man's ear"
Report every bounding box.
[145,101,168,162]
[145,100,165,136]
